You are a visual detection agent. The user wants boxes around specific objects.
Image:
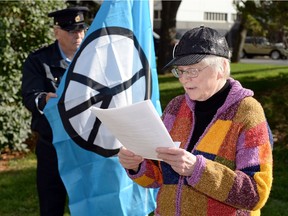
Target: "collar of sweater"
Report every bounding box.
[185,78,254,113]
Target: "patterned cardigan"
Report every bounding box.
[127,78,273,216]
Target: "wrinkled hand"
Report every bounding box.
[156,147,196,176]
[118,146,144,172]
[45,92,57,102]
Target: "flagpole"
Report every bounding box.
[149,0,154,28]
[147,0,154,100]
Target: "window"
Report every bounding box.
[204,12,227,21]
[154,10,161,21]
[231,13,238,22]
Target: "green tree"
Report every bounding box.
[230,0,288,62]
[229,0,264,62]
[267,1,288,47]
[0,0,67,153]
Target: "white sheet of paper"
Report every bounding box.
[90,100,180,160]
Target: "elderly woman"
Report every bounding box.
[118,26,273,216]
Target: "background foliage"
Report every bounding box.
[0,0,67,153]
[229,0,288,62]
[1,0,288,153]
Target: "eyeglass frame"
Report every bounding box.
[171,65,210,78]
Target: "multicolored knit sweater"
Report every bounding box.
[128,78,273,216]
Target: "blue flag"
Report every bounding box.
[44,0,161,215]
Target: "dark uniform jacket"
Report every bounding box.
[22,41,68,142]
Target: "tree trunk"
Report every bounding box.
[229,20,247,63]
[157,0,181,74]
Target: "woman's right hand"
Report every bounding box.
[118,146,144,172]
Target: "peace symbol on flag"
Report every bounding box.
[58,27,151,157]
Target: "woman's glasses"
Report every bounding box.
[171,65,210,78]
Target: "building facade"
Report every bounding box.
[154,0,237,36]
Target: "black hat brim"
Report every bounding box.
[162,54,206,71]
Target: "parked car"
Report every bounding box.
[241,36,288,60]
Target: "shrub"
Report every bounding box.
[0,0,67,153]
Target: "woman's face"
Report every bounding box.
[178,61,225,101]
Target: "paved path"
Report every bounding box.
[240,57,288,65]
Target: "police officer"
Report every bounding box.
[21,6,89,216]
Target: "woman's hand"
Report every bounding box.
[156,147,196,176]
[118,146,144,172]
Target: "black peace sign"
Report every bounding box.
[58,27,152,157]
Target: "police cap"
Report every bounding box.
[48,6,89,31]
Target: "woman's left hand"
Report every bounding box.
[156,147,196,176]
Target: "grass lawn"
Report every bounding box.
[0,63,288,215]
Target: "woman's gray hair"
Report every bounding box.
[201,55,231,79]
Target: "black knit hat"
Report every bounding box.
[48,6,89,31]
[163,26,230,69]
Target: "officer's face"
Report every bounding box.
[54,27,85,56]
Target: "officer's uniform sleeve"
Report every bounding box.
[21,52,48,114]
